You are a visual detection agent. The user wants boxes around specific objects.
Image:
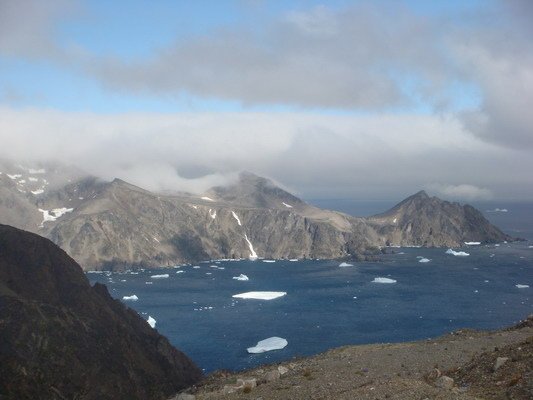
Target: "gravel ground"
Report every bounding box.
[174,316,533,400]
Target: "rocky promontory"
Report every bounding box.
[0,224,202,399]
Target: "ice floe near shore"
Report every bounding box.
[418,258,430,263]
[339,262,353,267]
[247,337,288,354]
[232,274,249,281]
[262,259,276,263]
[123,295,138,301]
[147,316,156,328]
[464,241,481,245]
[232,291,286,300]
[150,274,169,279]
[445,249,470,256]
[372,277,397,284]
[516,284,529,289]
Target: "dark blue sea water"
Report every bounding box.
[88,201,533,373]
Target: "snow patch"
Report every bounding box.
[28,177,38,182]
[231,211,242,226]
[244,234,258,260]
[201,196,214,201]
[233,274,249,281]
[147,316,156,328]
[232,291,286,300]
[209,209,217,219]
[28,168,45,174]
[247,337,288,354]
[339,262,353,267]
[150,274,169,279]
[123,295,138,301]
[31,189,44,195]
[393,218,397,223]
[6,174,21,180]
[445,249,470,257]
[282,202,293,208]
[38,207,74,227]
[372,277,397,284]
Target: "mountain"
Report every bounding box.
[0,160,512,270]
[0,224,202,399]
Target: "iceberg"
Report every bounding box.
[372,277,397,284]
[445,249,470,256]
[150,274,169,279]
[232,274,249,281]
[339,262,353,267]
[232,291,286,300]
[464,242,481,245]
[516,284,529,289]
[147,316,156,328]
[262,260,276,263]
[418,258,430,263]
[122,295,138,301]
[247,337,288,354]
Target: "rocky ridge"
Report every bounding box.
[0,161,512,270]
[0,224,202,399]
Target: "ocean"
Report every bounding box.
[87,200,533,373]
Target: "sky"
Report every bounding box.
[0,0,532,201]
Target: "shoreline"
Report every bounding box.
[175,315,533,399]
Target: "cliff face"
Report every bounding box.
[0,161,512,270]
[0,224,202,399]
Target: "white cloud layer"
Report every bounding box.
[1,106,531,200]
[426,183,493,201]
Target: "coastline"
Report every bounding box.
[176,315,533,399]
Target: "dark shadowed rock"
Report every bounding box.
[0,224,202,399]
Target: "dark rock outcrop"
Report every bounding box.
[0,224,202,399]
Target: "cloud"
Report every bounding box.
[1,106,531,200]
[426,183,493,201]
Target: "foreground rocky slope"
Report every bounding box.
[0,161,512,270]
[0,224,202,399]
[183,316,533,400]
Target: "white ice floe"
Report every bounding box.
[289,259,299,262]
[201,196,214,201]
[231,211,242,226]
[464,242,481,245]
[372,277,397,284]
[147,316,156,328]
[150,274,169,279]
[339,262,353,267]
[123,295,138,301]
[232,291,286,300]
[176,270,185,274]
[445,249,470,257]
[209,209,217,219]
[244,234,258,260]
[28,168,45,174]
[233,274,249,281]
[247,337,288,354]
[193,266,200,269]
[418,258,430,263]
[262,260,276,263]
[516,284,529,289]
[38,207,74,227]
[31,189,44,195]
[282,202,293,208]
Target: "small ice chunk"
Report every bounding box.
[193,266,200,269]
[123,295,138,301]
[247,337,288,354]
[232,274,249,281]
[516,284,529,289]
[339,262,353,267]
[464,241,481,245]
[372,277,397,284]
[418,258,430,263]
[201,196,214,201]
[150,274,169,279]
[289,259,299,262]
[176,270,185,274]
[147,316,156,328]
[445,249,470,256]
[282,202,293,208]
[232,291,286,300]
[262,260,276,263]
